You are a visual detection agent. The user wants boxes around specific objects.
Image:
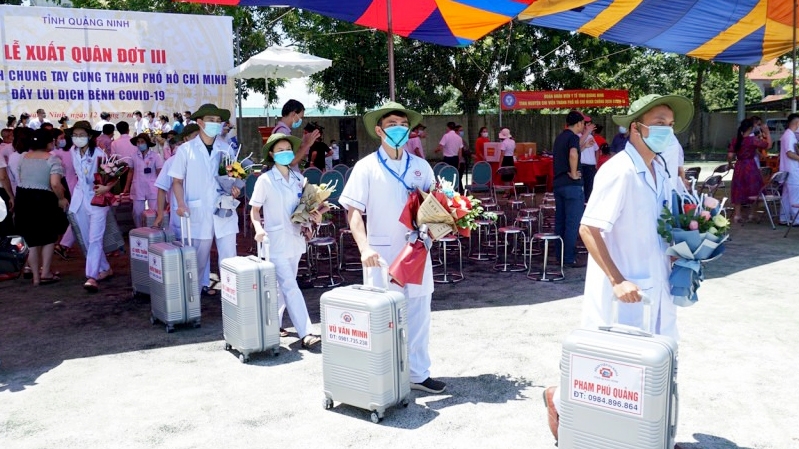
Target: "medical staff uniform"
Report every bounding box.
[339,147,435,383]
[249,167,313,338]
[69,146,112,280]
[779,129,799,225]
[130,149,163,228]
[154,156,181,239]
[167,135,238,290]
[580,144,676,340]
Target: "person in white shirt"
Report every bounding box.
[249,133,322,349]
[578,116,599,201]
[169,104,239,297]
[93,112,112,132]
[543,94,694,443]
[271,99,319,170]
[27,109,50,131]
[435,121,462,170]
[339,101,445,395]
[330,139,341,166]
[0,129,13,235]
[132,111,147,135]
[779,113,799,225]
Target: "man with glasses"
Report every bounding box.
[543,94,693,442]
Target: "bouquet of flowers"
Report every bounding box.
[389,176,495,287]
[657,187,730,307]
[91,154,129,207]
[214,149,252,218]
[291,178,338,240]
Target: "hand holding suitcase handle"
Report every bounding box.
[600,291,653,336]
[256,238,270,261]
[360,258,389,292]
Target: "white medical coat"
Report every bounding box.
[339,147,435,298]
[580,143,677,340]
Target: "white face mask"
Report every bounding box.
[72,136,89,148]
[481,132,489,138]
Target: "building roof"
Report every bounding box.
[747,59,790,81]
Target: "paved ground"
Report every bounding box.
[1,199,798,449]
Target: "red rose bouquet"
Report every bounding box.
[91,154,129,207]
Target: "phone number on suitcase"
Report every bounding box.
[586,394,639,411]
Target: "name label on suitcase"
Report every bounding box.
[149,253,164,283]
[130,236,150,262]
[568,354,645,417]
[324,304,372,351]
[220,267,238,306]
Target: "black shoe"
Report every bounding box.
[565,261,586,268]
[411,377,446,394]
[54,244,71,260]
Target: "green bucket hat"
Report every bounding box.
[177,123,200,141]
[612,94,694,134]
[190,103,231,122]
[262,133,302,164]
[363,101,423,139]
[65,120,101,137]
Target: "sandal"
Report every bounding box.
[39,275,61,285]
[97,269,114,282]
[280,328,289,338]
[83,278,99,293]
[301,334,321,349]
[54,244,71,260]
[202,286,218,297]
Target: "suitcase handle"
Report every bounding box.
[599,292,652,336]
[360,258,389,291]
[399,328,407,373]
[671,382,680,440]
[257,238,270,261]
[179,215,192,247]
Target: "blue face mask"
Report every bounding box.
[138,143,149,152]
[273,150,294,166]
[382,126,409,149]
[291,118,303,129]
[639,124,674,154]
[202,122,223,138]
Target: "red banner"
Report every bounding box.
[501,90,629,110]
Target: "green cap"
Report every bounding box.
[362,101,423,139]
[612,94,694,134]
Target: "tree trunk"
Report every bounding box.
[690,64,705,153]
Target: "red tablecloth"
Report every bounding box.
[489,158,554,191]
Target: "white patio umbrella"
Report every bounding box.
[228,46,333,124]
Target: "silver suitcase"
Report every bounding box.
[67,210,126,255]
[321,264,410,423]
[148,217,201,333]
[559,298,679,449]
[129,227,174,297]
[220,241,280,363]
[143,209,169,229]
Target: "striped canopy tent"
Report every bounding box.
[517,0,798,66]
[182,0,531,46]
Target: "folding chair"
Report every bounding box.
[320,170,346,230]
[438,165,460,191]
[433,162,449,179]
[494,166,518,201]
[302,166,323,185]
[333,163,349,177]
[748,171,788,230]
[467,161,492,198]
[699,175,723,198]
[684,166,701,182]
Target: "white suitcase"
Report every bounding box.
[148,217,201,333]
[143,209,170,229]
[220,241,280,363]
[559,298,678,449]
[321,263,410,423]
[129,226,174,297]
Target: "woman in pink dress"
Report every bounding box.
[729,118,771,223]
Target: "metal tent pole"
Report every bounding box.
[387,0,395,101]
[738,66,746,123]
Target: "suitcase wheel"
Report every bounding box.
[149,315,156,325]
[369,411,382,424]
[238,353,249,364]
[401,398,410,408]
[165,324,175,333]
[323,398,333,410]
[271,348,280,357]
[192,321,201,329]
[224,343,232,351]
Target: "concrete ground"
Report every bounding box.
[1,205,798,449]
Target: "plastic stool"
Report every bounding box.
[527,233,564,281]
[468,219,497,261]
[493,227,527,272]
[338,229,362,272]
[433,235,464,283]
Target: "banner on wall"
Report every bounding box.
[0,5,234,125]
[501,89,629,110]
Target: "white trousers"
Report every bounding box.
[132,199,153,229]
[273,254,312,338]
[72,204,110,279]
[780,182,799,224]
[60,225,75,247]
[407,293,432,383]
[194,233,237,288]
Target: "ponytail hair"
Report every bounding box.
[734,118,753,153]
